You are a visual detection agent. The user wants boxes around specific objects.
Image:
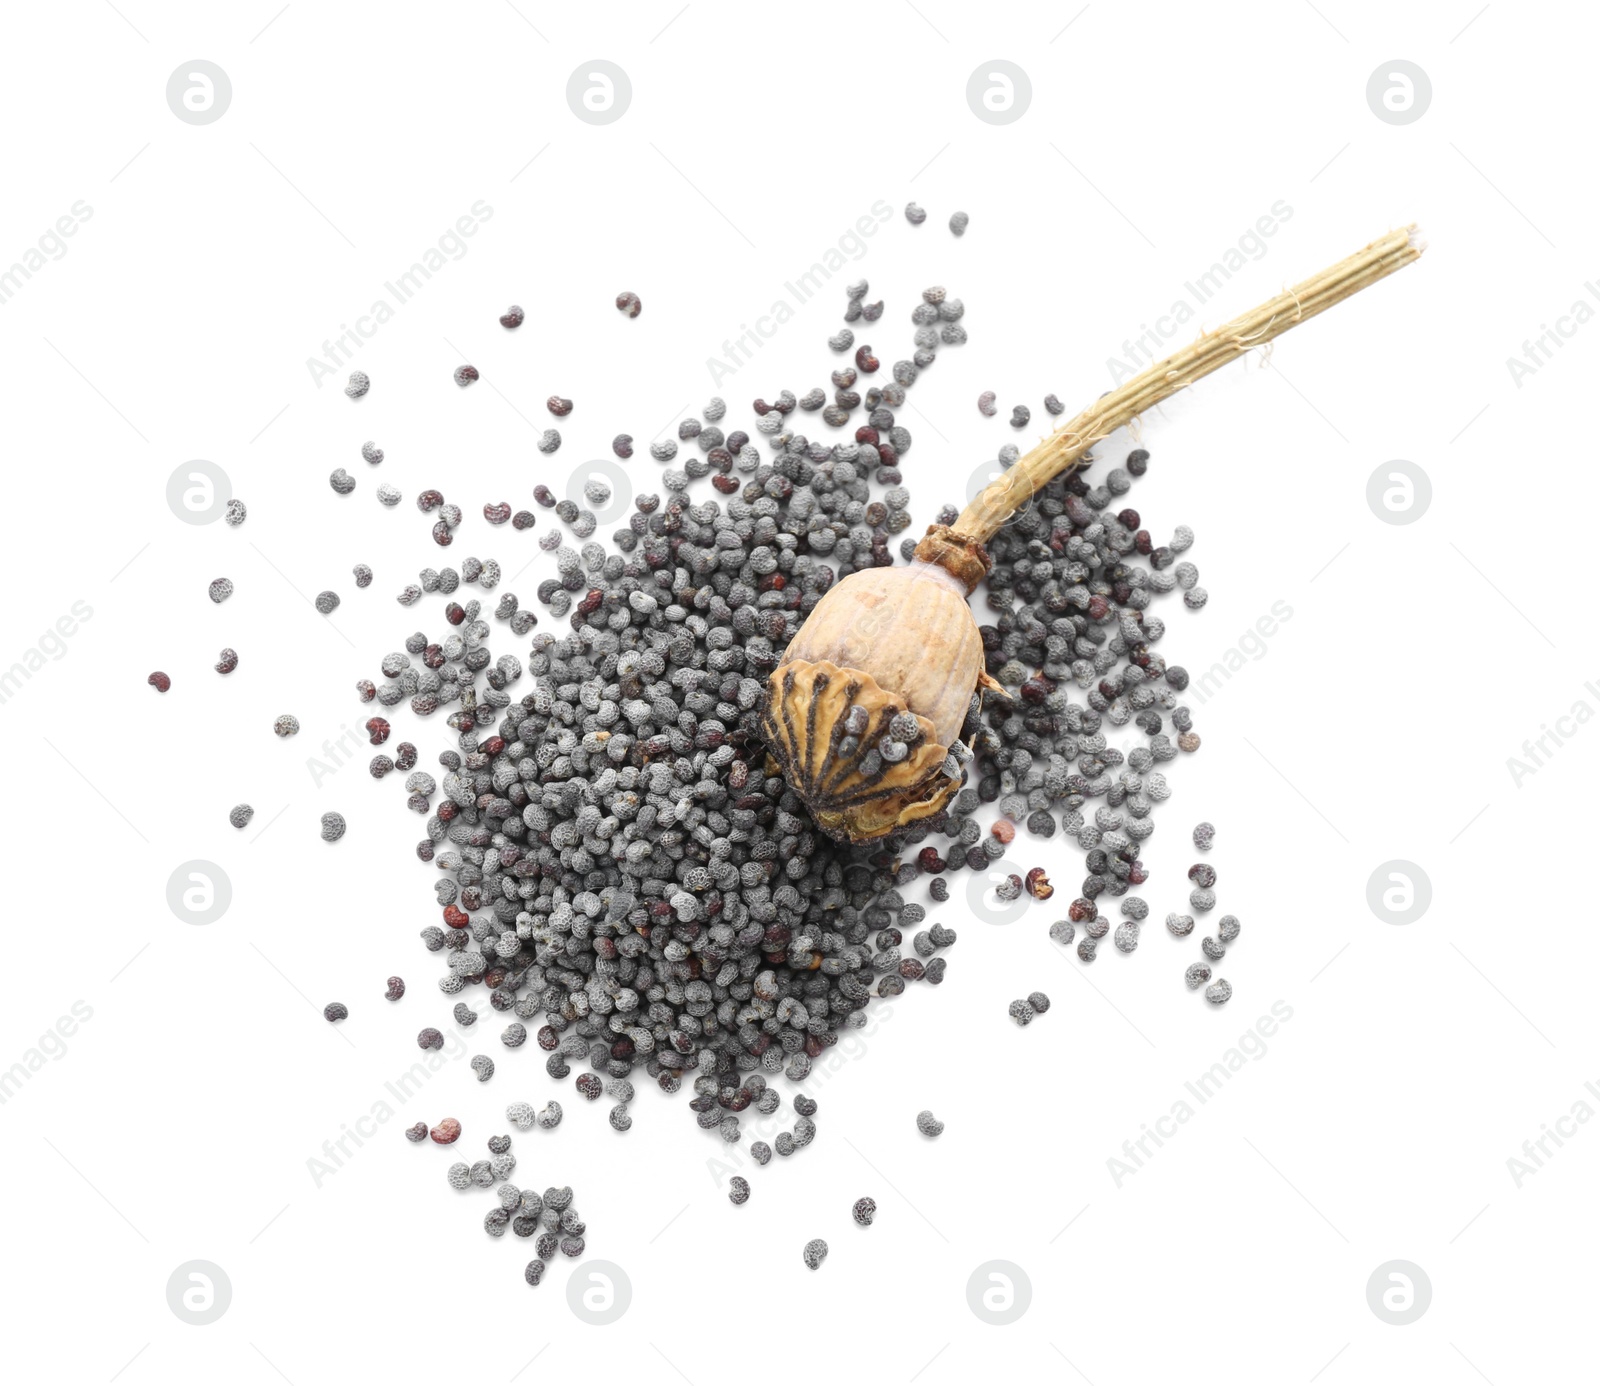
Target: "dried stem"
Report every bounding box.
[955,224,1425,542]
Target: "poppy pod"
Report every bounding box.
[766,226,1423,840]
[763,526,998,842]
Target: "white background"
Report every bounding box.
[0,1,1590,1381]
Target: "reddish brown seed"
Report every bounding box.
[546,395,573,417]
[499,304,524,329]
[484,502,512,525]
[1117,508,1141,530]
[419,1031,447,1055]
[1068,897,1096,922]
[917,847,946,874]
[615,290,641,318]
[1188,863,1217,887]
[432,520,453,547]
[384,976,405,1001]
[1025,867,1054,901]
[429,1116,460,1143]
[855,345,880,373]
[443,905,470,929]
[454,364,479,387]
[991,819,1016,844]
[355,678,376,702]
[575,1073,603,1101]
[366,717,391,745]
[417,490,444,512]
[1128,860,1149,885]
[214,648,238,674]
[445,602,466,625]
[854,426,880,446]
[1177,732,1201,752]
[533,485,557,507]
[147,671,171,692]
[612,434,634,460]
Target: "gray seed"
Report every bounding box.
[1217,915,1240,943]
[904,201,927,225]
[1201,936,1226,961]
[728,1176,750,1205]
[802,1238,828,1270]
[1166,913,1195,937]
[1185,962,1212,990]
[315,590,340,614]
[1205,978,1233,1005]
[224,499,247,526]
[1190,887,1216,912]
[362,440,384,464]
[320,811,346,842]
[1008,999,1035,1026]
[229,803,254,830]
[329,469,355,494]
[1113,922,1140,953]
[916,1109,944,1138]
[948,210,969,236]
[207,577,233,604]
[344,371,369,399]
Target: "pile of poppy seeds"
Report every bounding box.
[282,228,1244,1277]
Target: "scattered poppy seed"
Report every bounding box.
[148,671,171,692]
